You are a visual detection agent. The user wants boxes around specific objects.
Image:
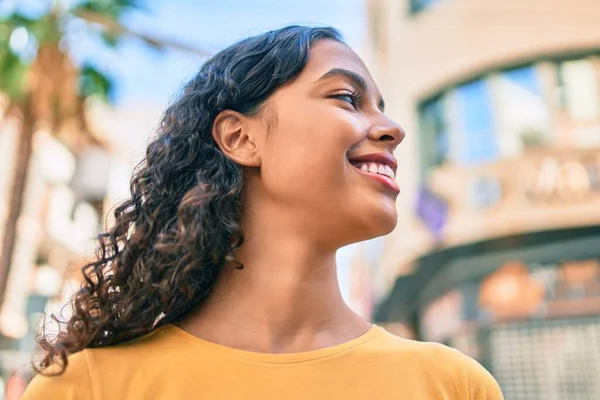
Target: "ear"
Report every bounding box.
[212,110,261,167]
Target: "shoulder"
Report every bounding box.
[22,326,173,400]
[22,351,93,400]
[373,328,504,399]
[426,342,504,399]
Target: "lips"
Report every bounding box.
[347,152,400,194]
[347,152,398,176]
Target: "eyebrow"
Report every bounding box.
[316,68,385,112]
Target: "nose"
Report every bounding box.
[368,118,405,150]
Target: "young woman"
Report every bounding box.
[23,26,503,399]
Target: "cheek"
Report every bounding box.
[274,104,366,163]
[262,140,339,201]
[262,109,365,194]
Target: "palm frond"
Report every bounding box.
[71,8,212,57]
[70,0,146,22]
[0,13,38,31]
[79,63,113,101]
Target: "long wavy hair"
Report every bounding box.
[37,25,343,375]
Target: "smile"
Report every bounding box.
[347,152,400,194]
[351,162,395,180]
[349,161,400,194]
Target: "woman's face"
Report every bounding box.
[251,39,404,248]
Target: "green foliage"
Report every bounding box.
[31,13,62,46]
[79,63,114,101]
[2,13,37,32]
[100,30,120,48]
[0,44,26,100]
[0,0,147,105]
[0,14,29,100]
[73,0,146,15]
[0,11,61,48]
[72,0,147,49]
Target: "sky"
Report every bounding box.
[76,0,366,106]
[115,0,367,105]
[1,0,366,105]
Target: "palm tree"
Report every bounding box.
[0,0,210,305]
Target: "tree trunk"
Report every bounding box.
[0,97,35,305]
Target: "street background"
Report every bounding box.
[1,0,600,399]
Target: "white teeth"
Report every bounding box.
[384,165,394,178]
[353,162,395,180]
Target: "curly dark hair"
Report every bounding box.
[36,25,343,375]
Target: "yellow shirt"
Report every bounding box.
[23,324,503,399]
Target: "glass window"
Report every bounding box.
[410,0,443,14]
[418,56,600,174]
[419,96,449,172]
[495,66,552,156]
[558,59,600,121]
[454,79,498,165]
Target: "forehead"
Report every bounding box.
[297,40,380,93]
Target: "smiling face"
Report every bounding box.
[239,39,405,249]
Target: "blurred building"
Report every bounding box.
[0,99,161,383]
[0,111,107,378]
[352,0,600,398]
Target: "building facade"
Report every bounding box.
[355,1,600,398]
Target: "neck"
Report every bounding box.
[176,200,370,353]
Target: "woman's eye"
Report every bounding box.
[331,92,359,109]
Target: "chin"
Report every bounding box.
[369,198,398,233]
[373,209,398,236]
[343,208,398,246]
